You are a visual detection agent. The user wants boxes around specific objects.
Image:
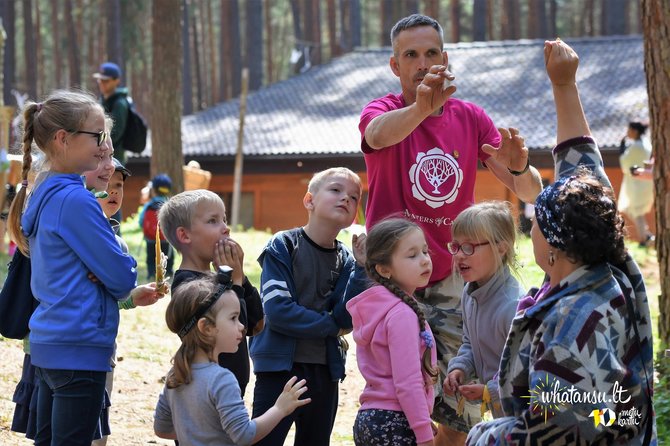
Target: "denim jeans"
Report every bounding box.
[34,367,107,446]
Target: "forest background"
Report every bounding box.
[0,0,669,441]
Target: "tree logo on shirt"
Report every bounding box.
[409,148,463,208]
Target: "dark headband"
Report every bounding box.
[177,266,234,339]
[534,176,573,251]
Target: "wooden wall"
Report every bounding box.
[122,165,653,237]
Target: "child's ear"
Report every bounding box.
[176,226,190,244]
[375,264,390,279]
[303,191,314,211]
[197,317,214,336]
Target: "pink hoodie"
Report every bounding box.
[346,285,437,443]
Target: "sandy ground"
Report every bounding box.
[0,300,364,445]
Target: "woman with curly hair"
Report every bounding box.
[466,40,655,445]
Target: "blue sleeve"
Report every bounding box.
[59,190,137,299]
[259,241,340,339]
[333,262,368,329]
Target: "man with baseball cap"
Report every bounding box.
[93,62,130,163]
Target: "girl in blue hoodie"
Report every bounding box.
[7,90,137,446]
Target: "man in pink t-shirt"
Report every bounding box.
[358,14,542,445]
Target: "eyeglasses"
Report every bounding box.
[447,241,490,256]
[73,130,108,147]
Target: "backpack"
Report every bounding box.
[0,249,39,339]
[142,204,166,241]
[121,98,148,154]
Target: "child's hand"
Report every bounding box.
[459,383,485,401]
[544,39,579,86]
[274,376,311,416]
[214,238,245,285]
[130,283,166,306]
[352,233,367,266]
[482,127,528,174]
[444,369,465,395]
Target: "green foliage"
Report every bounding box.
[655,358,670,444]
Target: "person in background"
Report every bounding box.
[139,174,175,280]
[618,121,655,247]
[93,62,130,163]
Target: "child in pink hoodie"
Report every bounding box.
[347,218,438,446]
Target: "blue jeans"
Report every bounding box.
[34,367,107,446]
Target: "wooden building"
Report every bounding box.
[124,36,647,234]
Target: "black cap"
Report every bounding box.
[113,158,132,180]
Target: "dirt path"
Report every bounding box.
[0,299,364,445]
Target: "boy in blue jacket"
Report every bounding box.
[250,167,367,446]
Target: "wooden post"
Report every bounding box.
[231,68,248,228]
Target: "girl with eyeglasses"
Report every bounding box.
[154,270,310,445]
[6,90,137,446]
[442,201,524,429]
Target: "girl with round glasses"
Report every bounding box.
[442,201,524,429]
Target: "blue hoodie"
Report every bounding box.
[21,173,137,372]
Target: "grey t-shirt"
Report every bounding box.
[154,362,256,446]
[291,228,343,364]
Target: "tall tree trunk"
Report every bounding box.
[548,0,557,39]
[151,0,183,191]
[107,0,122,63]
[196,0,209,107]
[584,0,595,36]
[23,0,37,98]
[245,0,263,90]
[34,0,42,95]
[605,0,626,34]
[303,0,315,68]
[425,0,439,22]
[96,0,105,75]
[527,0,538,38]
[404,0,418,14]
[312,0,321,65]
[64,0,80,87]
[221,0,241,97]
[326,0,338,57]
[182,0,192,114]
[506,0,520,39]
[381,0,394,46]
[206,0,217,101]
[265,0,274,81]
[449,0,460,42]
[290,0,305,74]
[473,0,487,41]
[350,0,361,48]
[487,0,495,40]
[1,0,16,106]
[191,5,202,111]
[641,0,670,348]
[339,0,351,52]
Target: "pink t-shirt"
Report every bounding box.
[360,94,501,284]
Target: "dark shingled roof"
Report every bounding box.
[144,35,646,158]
